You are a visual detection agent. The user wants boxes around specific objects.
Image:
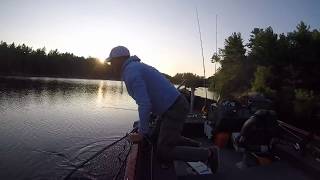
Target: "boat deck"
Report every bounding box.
[175,147,313,180]
[130,114,319,180]
[134,137,317,180]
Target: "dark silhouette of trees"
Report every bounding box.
[171,72,205,88]
[0,42,112,79]
[209,21,320,131]
[210,32,250,97]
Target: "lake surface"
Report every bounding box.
[0,76,214,179]
[0,76,138,179]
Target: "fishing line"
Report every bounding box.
[102,105,137,111]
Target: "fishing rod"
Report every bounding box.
[213,14,218,95]
[196,7,208,110]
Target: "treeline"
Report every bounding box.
[168,72,206,88]
[0,42,112,79]
[0,41,210,85]
[210,21,320,131]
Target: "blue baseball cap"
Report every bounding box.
[106,46,130,62]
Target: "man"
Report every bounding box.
[106,46,219,173]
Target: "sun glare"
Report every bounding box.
[98,58,105,64]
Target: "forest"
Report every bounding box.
[209,21,320,132]
[0,42,111,79]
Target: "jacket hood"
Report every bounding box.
[121,55,141,72]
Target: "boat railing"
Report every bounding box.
[278,120,320,142]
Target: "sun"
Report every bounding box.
[98,58,105,64]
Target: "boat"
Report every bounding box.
[65,89,319,180]
[123,91,320,180]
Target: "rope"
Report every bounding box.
[146,138,154,180]
[150,145,153,180]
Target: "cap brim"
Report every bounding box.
[105,57,113,62]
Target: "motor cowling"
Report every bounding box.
[238,110,280,150]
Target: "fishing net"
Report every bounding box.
[64,135,132,180]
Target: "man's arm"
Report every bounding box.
[130,75,152,135]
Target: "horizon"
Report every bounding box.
[1,0,319,76]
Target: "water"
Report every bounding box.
[192,87,217,101]
[0,76,138,179]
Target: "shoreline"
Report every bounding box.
[0,73,118,82]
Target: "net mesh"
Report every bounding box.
[66,136,131,180]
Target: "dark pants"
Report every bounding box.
[155,95,209,162]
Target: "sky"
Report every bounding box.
[0,0,319,76]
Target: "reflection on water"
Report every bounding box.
[0,76,137,179]
[97,81,105,105]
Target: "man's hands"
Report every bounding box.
[128,133,143,143]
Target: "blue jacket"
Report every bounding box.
[122,56,180,134]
